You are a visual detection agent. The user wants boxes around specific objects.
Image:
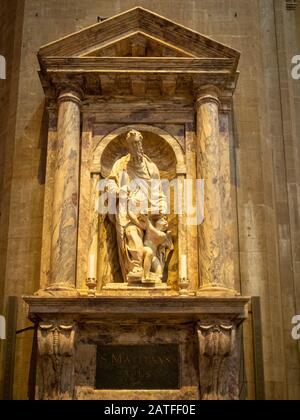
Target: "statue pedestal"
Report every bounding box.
[100,282,174,296]
[24,295,249,400]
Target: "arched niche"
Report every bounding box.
[92,124,186,179]
[89,124,186,290]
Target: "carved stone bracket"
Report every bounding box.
[37,321,76,400]
[197,321,240,400]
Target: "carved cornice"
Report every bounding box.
[39,56,237,74]
[25,296,249,322]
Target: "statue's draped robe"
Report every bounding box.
[107,154,167,281]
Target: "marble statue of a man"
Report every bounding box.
[106,130,168,285]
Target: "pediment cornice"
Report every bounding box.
[38,7,239,60]
[38,7,240,99]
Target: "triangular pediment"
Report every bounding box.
[83,32,196,58]
[38,7,239,60]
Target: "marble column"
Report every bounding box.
[195,85,235,295]
[48,88,82,292]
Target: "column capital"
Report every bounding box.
[54,75,85,104]
[195,84,221,109]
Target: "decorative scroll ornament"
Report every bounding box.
[38,322,75,356]
[198,324,233,357]
[197,322,238,400]
[37,321,76,400]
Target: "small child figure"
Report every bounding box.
[142,216,172,284]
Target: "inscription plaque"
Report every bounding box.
[96,344,180,390]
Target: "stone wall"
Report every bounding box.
[297,4,300,45]
[0,0,25,398]
[0,0,299,400]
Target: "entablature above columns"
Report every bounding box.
[40,70,239,110]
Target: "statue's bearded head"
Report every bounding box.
[126,130,144,163]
